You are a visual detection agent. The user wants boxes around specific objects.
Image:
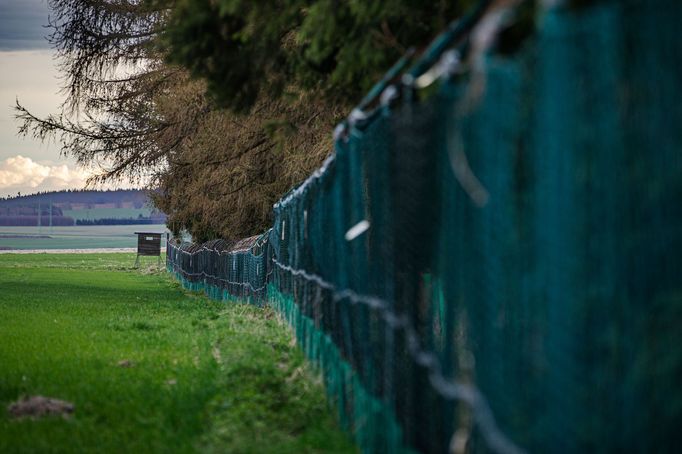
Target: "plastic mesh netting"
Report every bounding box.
[167,2,682,452]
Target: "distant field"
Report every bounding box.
[0,254,354,453]
[62,207,153,220]
[0,225,168,250]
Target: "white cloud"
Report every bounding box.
[0,155,89,197]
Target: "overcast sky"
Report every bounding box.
[0,0,124,198]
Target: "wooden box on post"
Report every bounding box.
[134,232,162,268]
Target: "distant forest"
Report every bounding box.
[76,218,160,226]
[0,189,165,226]
[0,189,150,208]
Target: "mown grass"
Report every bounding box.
[0,253,355,453]
[0,225,167,250]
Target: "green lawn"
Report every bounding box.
[0,254,355,453]
[0,225,167,250]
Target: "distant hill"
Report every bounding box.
[0,189,150,209]
[0,189,166,226]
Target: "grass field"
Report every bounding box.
[0,225,168,250]
[0,253,354,453]
[62,208,153,221]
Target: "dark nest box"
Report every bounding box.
[134,232,163,267]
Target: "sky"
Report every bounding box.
[0,0,125,198]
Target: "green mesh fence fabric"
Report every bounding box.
[167,234,270,304]
[167,1,682,452]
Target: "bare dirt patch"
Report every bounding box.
[7,396,74,420]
